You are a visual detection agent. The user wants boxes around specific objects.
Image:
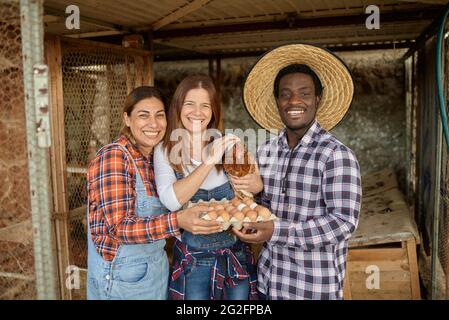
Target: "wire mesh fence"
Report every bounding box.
[0,0,37,300]
[53,38,152,299]
[439,36,449,288]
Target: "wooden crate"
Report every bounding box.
[344,183,421,300]
[344,239,420,300]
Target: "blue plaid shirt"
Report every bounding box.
[257,120,362,300]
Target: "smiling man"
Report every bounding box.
[233,44,362,300]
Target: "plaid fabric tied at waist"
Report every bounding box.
[169,239,258,300]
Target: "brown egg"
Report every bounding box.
[243,198,253,206]
[258,207,271,219]
[219,210,230,222]
[230,208,239,215]
[233,211,245,221]
[225,205,235,212]
[214,204,225,211]
[254,205,263,212]
[241,207,250,214]
[231,198,241,206]
[245,210,258,222]
[208,210,218,220]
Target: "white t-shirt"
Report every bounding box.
[153,143,229,212]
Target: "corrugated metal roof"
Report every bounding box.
[43,0,447,59]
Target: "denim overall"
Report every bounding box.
[171,171,249,300]
[87,144,169,300]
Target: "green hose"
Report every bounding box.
[436,6,449,150]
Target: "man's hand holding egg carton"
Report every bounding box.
[186,197,277,231]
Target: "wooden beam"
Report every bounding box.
[154,41,414,62]
[64,30,126,39]
[152,0,213,31]
[153,9,441,39]
[154,39,207,54]
[46,34,152,57]
[397,0,448,5]
[0,220,32,245]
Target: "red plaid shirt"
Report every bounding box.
[87,135,180,261]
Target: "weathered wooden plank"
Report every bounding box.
[362,168,398,197]
[45,36,71,300]
[348,270,411,283]
[348,248,406,261]
[406,238,421,299]
[152,0,213,31]
[46,34,152,57]
[343,273,352,300]
[348,261,410,272]
[350,188,419,247]
[351,291,412,300]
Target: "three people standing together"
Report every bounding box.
[86,43,362,300]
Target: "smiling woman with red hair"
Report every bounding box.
[154,75,258,300]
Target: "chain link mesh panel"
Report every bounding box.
[57,39,151,299]
[440,36,449,283]
[0,0,37,300]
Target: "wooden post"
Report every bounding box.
[142,55,153,86]
[124,55,133,94]
[208,58,214,80]
[106,63,114,140]
[215,58,223,131]
[135,55,144,87]
[45,35,72,300]
[146,31,154,86]
[215,58,221,98]
[343,269,352,300]
[406,238,421,299]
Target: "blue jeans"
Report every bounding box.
[170,178,250,300]
[185,266,249,300]
[87,143,169,300]
[181,248,249,300]
[87,244,169,300]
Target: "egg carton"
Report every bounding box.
[187,197,277,230]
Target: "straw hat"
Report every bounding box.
[243,43,354,131]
